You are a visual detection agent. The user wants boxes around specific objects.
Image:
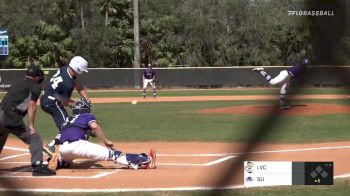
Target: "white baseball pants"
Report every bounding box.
[143,79,156,89]
[59,140,129,165]
[268,70,290,95]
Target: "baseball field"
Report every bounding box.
[1,87,350,195]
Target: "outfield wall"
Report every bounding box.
[0,66,348,89]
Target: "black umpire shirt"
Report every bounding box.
[1,77,41,128]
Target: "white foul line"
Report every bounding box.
[0,153,30,161]
[0,185,246,193]
[241,145,350,155]
[158,153,230,157]
[204,155,237,166]
[334,173,350,179]
[158,145,350,157]
[3,146,29,152]
[0,170,120,179]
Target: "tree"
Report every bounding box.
[97,0,118,28]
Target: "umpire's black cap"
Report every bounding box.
[26,65,44,83]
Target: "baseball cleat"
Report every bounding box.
[279,105,291,110]
[252,67,264,72]
[145,148,157,169]
[32,164,56,176]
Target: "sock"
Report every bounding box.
[259,70,272,81]
[280,94,287,106]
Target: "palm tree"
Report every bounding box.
[78,0,85,32]
[98,0,118,28]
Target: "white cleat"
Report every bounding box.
[252,67,264,72]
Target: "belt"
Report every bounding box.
[1,106,26,116]
[63,139,84,144]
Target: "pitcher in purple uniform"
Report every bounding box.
[48,98,156,170]
[252,58,309,110]
[142,63,156,98]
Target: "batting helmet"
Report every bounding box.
[72,98,93,115]
[69,56,88,75]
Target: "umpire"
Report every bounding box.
[0,66,56,176]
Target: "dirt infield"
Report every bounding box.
[1,138,350,192]
[1,94,349,192]
[198,103,350,116]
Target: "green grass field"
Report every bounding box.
[70,87,350,98]
[30,97,350,143]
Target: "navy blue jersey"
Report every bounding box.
[43,65,76,102]
[143,68,155,79]
[60,113,97,143]
[287,64,305,78]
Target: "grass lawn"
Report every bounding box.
[28,98,350,143]
[68,87,350,98]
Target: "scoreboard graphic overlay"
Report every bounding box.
[244,161,333,187]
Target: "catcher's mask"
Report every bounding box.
[72,98,93,115]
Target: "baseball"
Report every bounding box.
[131,100,138,105]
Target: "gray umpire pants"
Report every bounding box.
[0,109,43,166]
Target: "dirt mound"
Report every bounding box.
[198,103,350,116]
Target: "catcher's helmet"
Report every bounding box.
[69,56,88,75]
[72,98,92,115]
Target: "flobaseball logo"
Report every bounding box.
[288,10,335,16]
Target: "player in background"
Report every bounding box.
[48,98,156,170]
[142,63,156,98]
[0,66,56,176]
[252,58,309,110]
[40,56,91,153]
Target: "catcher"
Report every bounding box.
[252,58,309,110]
[48,98,156,170]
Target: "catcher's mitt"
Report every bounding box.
[48,145,60,171]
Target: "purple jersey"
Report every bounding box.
[287,64,305,78]
[143,68,155,79]
[59,113,97,143]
